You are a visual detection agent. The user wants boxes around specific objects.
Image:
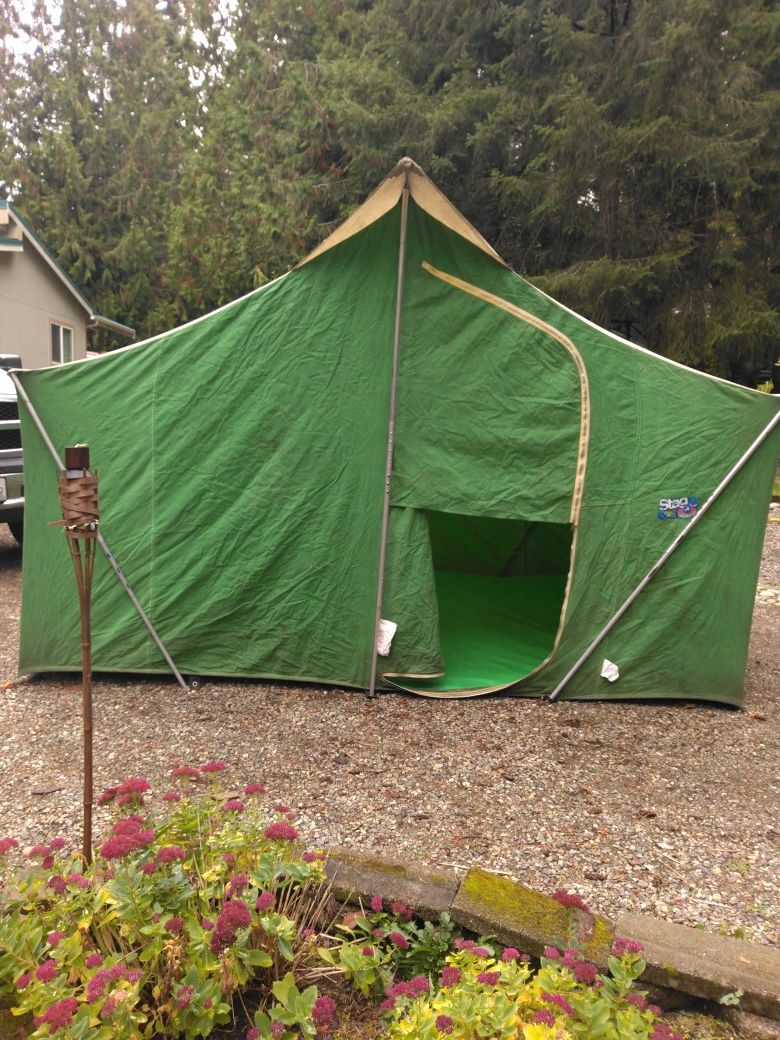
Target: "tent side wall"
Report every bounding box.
[373,206,780,702]
[15,178,779,704]
[18,209,406,688]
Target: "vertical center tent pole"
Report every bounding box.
[9,371,189,692]
[368,173,411,698]
[548,407,780,702]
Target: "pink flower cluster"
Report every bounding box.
[551,946,599,984]
[388,931,409,950]
[386,976,430,1000]
[99,816,155,860]
[651,1025,684,1040]
[210,899,252,955]
[28,844,55,869]
[244,783,267,795]
[476,971,500,985]
[99,777,151,809]
[540,991,575,1018]
[435,1014,454,1034]
[47,931,67,948]
[381,976,430,1009]
[175,984,195,1010]
[222,799,245,813]
[117,777,150,796]
[86,965,142,1004]
[301,850,326,863]
[35,960,58,983]
[33,996,79,1034]
[312,995,336,1028]
[440,966,461,988]
[613,937,644,956]
[534,1009,556,1026]
[551,888,591,913]
[390,900,414,922]
[171,765,201,780]
[0,836,19,856]
[226,874,251,897]
[255,891,274,912]
[264,822,297,842]
[201,760,226,774]
[156,845,186,863]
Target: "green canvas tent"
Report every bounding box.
[15,158,780,704]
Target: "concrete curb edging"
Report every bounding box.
[325,847,780,1024]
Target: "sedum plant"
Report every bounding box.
[380,940,676,1040]
[0,766,332,1039]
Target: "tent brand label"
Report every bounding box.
[658,496,699,520]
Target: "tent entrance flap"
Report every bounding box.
[386,512,572,697]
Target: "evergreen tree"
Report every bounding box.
[1,0,206,341]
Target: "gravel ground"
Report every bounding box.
[1,513,779,947]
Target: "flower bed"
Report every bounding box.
[0,766,683,1039]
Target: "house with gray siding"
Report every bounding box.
[0,200,134,369]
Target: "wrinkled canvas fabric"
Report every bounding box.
[17,175,780,704]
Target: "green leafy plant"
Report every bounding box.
[322,897,455,993]
[0,766,333,1039]
[380,941,678,1040]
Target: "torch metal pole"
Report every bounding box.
[54,445,99,864]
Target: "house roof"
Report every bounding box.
[0,200,135,338]
[0,199,93,314]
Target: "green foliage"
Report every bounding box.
[383,946,663,1040]
[322,903,455,994]
[0,773,329,1039]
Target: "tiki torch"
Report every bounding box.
[54,445,99,864]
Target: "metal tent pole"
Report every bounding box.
[367,177,411,698]
[549,408,780,702]
[10,371,189,691]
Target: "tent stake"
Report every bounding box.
[10,371,189,692]
[548,409,780,702]
[368,173,411,698]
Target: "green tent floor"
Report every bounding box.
[390,570,568,695]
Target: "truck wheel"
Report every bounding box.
[8,520,23,547]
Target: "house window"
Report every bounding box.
[51,323,73,364]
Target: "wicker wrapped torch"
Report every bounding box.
[52,445,99,864]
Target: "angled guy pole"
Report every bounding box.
[548,408,780,702]
[10,371,188,692]
[52,445,98,864]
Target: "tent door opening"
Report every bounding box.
[390,511,573,696]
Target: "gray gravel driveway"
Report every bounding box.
[1,516,778,946]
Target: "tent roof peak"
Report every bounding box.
[299,156,506,268]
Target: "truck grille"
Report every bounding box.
[0,400,21,450]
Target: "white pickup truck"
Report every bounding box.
[0,355,23,545]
